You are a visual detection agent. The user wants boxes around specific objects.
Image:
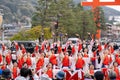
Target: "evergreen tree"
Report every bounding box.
[32,0,99,39]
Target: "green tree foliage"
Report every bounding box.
[10,26,52,41]
[32,0,106,39]
[10,26,42,41]
[44,28,52,39]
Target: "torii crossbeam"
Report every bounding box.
[81,0,120,39]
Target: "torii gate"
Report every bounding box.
[81,0,120,39]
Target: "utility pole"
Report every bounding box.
[0,9,4,41]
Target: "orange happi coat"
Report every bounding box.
[36,57,44,71]
[2,44,5,51]
[75,57,85,69]
[26,57,32,67]
[46,69,53,78]
[6,54,11,65]
[103,55,112,65]
[89,69,94,75]
[35,45,39,52]
[22,47,26,54]
[58,46,62,54]
[116,56,120,65]
[78,44,82,52]
[72,46,75,55]
[15,44,19,51]
[83,53,88,58]
[1,64,6,70]
[114,67,120,80]
[18,57,24,69]
[12,67,18,79]
[0,54,2,63]
[49,54,57,65]
[62,56,69,67]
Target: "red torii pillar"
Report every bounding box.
[81,0,120,39]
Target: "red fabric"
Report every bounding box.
[116,54,119,58]
[0,54,2,63]
[110,56,112,63]
[36,58,44,71]
[81,71,84,80]
[78,44,82,52]
[58,46,62,54]
[75,58,85,69]
[47,45,50,52]
[90,70,94,75]
[49,54,57,65]
[83,53,88,57]
[103,55,112,65]
[6,54,11,65]
[116,57,120,65]
[104,44,108,49]
[32,53,36,57]
[12,67,17,79]
[64,47,66,52]
[110,46,114,54]
[18,58,24,69]
[91,57,96,61]
[114,67,120,79]
[98,45,102,51]
[22,48,26,54]
[2,45,5,51]
[26,57,32,67]
[72,46,75,54]
[102,68,108,78]
[69,72,78,80]
[46,69,53,78]
[35,45,39,52]
[63,70,71,80]
[62,56,69,67]
[91,51,96,61]
[41,44,44,51]
[93,51,96,57]
[15,44,19,51]
[1,65,6,70]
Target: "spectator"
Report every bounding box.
[55,71,65,80]
[15,68,28,80]
[108,70,116,80]
[41,74,51,80]
[28,69,33,80]
[94,71,104,80]
[31,68,39,80]
[0,69,3,78]
[84,73,93,80]
[22,62,28,68]
[2,69,11,80]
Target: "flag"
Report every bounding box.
[63,70,71,80]
[69,72,78,80]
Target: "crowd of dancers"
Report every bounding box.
[0,39,120,80]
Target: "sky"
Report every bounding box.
[87,0,120,11]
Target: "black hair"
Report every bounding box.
[22,62,27,66]
[20,68,29,78]
[108,70,116,80]
[28,69,32,76]
[46,62,53,68]
[94,71,104,80]
[113,61,118,66]
[28,69,34,80]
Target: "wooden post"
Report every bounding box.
[81,0,120,39]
